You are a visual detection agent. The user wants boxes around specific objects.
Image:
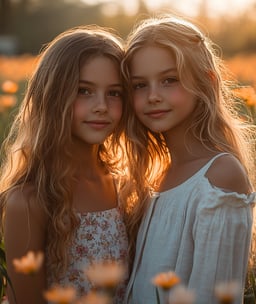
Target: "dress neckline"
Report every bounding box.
[153,153,228,197]
[76,206,119,216]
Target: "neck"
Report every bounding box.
[71,141,106,179]
[163,131,214,165]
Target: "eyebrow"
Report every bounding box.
[131,67,178,79]
[79,80,123,88]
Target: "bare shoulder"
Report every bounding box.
[6,184,46,223]
[4,183,47,263]
[6,184,31,212]
[4,184,47,304]
[205,154,251,194]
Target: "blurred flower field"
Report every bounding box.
[225,54,256,88]
[0,55,37,145]
[1,54,256,302]
[0,54,255,140]
[2,250,246,303]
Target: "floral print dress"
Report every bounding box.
[47,206,128,303]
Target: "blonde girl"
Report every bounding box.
[0,25,129,304]
[122,15,256,304]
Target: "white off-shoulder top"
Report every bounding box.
[125,153,255,304]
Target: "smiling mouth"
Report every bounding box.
[145,110,171,118]
[85,121,110,129]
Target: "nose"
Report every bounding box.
[148,83,162,104]
[94,93,107,113]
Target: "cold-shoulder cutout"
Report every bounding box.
[205,153,251,195]
[125,153,254,304]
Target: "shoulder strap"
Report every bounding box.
[198,152,229,176]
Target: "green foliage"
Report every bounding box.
[0,239,7,300]
[210,14,256,57]
[0,240,17,303]
[244,267,256,303]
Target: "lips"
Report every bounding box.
[145,109,171,118]
[84,120,110,129]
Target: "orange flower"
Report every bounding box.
[233,86,256,107]
[168,285,196,304]
[1,80,18,94]
[78,291,111,304]
[0,95,17,109]
[13,251,44,274]
[43,285,76,304]
[85,260,126,288]
[151,271,181,290]
[0,55,38,81]
[215,281,241,304]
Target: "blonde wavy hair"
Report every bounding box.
[121,14,256,262]
[0,25,129,279]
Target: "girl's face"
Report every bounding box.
[72,56,123,145]
[130,46,197,135]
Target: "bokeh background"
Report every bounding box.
[0,0,256,301]
[0,0,256,144]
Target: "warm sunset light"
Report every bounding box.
[146,0,255,16]
[0,1,256,303]
[81,0,256,16]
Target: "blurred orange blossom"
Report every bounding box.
[0,55,38,81]
[1,80,19,94]
[84,260,126,288]
[168,285,196,304]
[44,285,77,304]
[151,271,181,290]
[0,95,17,111]
[12,251,44,274]
[233,86,256,107]
[77,291,111,304]
[214,281,241,304]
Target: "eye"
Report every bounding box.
[163,77,179,85]
[133,82,146,90]
[108,90,123,97]
[78,87,92,96]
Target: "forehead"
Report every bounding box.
[80,55,118,71]
[130,46,176,76]
[79,56,120,82]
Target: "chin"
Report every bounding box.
[149,127,165,133]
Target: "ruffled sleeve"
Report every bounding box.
[190,180,255,304]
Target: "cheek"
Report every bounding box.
[72,102,80,121]
[72,99,86,115]
[165,86,183,101]
[110,101,123,121]
[132,93,144,114]
[169,88,196,108]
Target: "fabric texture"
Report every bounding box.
[125,153,255,304]
[47,206,128,304]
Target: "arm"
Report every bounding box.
[4,186,47,304]
[191,197,252,304]
[189,155,254,304]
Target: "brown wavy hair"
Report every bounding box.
[0,25,129,279]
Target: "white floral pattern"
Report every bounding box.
[47,206,128,304]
